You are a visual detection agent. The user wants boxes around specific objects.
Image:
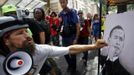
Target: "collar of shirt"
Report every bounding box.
[107,56,118,62]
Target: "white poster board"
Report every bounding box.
[101,11,134,75]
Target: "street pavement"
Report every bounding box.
[54,50,98,75]
[53,36,99,75]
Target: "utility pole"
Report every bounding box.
[43,0,50,14]
[47,0,50,9]
[98,0,102,75]
[43,0,50,9]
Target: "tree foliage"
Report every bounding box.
[127,4,134,10]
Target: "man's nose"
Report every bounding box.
[116,39,120,46]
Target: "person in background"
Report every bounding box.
[59,0,80,73]
[92,14,100,41]
[33,8,51,44]
[86,13,92,38]
[33,8,57,75]
[49,11,60,46]
[78,11,92,66]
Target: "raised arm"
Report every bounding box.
[69,39,108,54]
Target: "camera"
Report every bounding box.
[16,8,30,20]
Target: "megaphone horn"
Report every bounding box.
[4,51,33,75]
[7,57,24,70]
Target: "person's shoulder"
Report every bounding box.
[59,10,64,17]
[70,8,77,13]
[35,44,51,50]
[34,44,52,54]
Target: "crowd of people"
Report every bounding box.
[0,0,108,75]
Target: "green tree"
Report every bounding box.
[127,4,134,10]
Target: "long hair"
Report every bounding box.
[33,8,45,20]
[0,34,11,56]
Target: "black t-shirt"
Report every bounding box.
[23,18,44,44]
[37,20,51,44]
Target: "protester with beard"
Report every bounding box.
[0,16,107,75]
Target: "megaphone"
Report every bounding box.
[3,50,33,75]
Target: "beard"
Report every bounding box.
[18,38,36,55]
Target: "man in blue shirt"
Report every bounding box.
[59,0,80,73]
